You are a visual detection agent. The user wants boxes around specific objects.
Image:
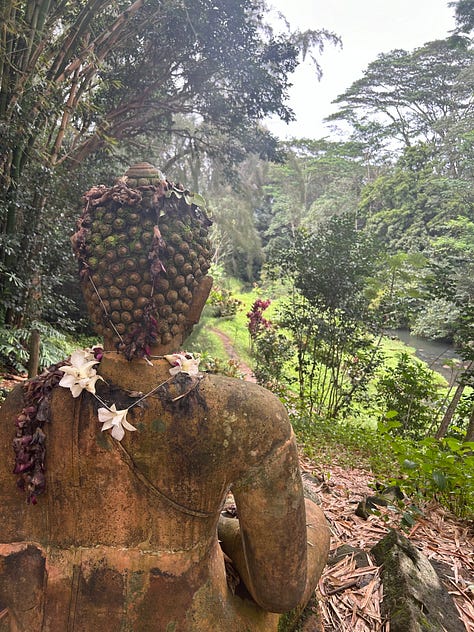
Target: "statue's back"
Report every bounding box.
[0,365,305,631]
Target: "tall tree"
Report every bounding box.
[327,37,474,158]
[272,214,381,418]
[359,143,474,252]
[451,0,474,33]
[261,139,367,254]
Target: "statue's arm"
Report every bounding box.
[220,429,308,613]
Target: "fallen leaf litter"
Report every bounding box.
[300,456,474,631]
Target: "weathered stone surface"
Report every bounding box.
[277,594,325,632]
[371,530,466,632]
[0,354,330,630]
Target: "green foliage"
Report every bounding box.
[368,252,427,329]
[293,408,474,520]
[200,355,244,379]
[0,0,338,326]
[375,352,443,439]
[278,296,383,418]
[260,140,365,254]
[279,215,377,317]
[252,326,293,386]
[424,216,474,361]
[377,425,474,519]
[454,392,474,434]
[209,170,265,282]
[0,322,78,373]
[328,38,474,156]
[359,144,474,253]
[269,214,382,418]
[208,286,243,318]
[292,412,396,474]
[411,297,460,340]
[453,0,474,33]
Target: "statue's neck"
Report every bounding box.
[98,352,175,392]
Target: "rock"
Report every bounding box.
[302,472,323,505]
[371,530,466,632]
[328,544,371,569]
[355,489,403,520]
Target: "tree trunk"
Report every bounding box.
[27,329,40,378]
[435,382,466,439]
[435,360,474,439]
[464,405,474,443]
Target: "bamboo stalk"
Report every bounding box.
[48,0,111,81]
[49,67,79,165]
[0,2,17,116]
[55,0,145,83]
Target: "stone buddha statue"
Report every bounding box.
[0,163,329,631]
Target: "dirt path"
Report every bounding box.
[210,328,256,382]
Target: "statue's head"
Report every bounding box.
[72,162,213,359]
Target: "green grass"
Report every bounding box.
[293,413,399,477]
[197,280,258,366]
[186,307,228,359]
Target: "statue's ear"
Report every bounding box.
[185,275,213,331]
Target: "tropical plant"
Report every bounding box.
[208,286,243,318]
[0,322,73,373]
[246,298,293,386]
[376,352,443,439]
[377,423,474,519]
[270,214,382,417]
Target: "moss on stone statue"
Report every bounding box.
[277,596,321,632]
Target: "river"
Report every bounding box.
[386,329,460,383]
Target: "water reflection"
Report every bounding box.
[386,329,460,383]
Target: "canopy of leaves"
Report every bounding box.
[452,0,474,33]
[359,144,474,252]
[260,139,367,253]
[327,37,474,155]
[272,214,377,319]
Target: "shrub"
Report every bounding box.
[375,352,443,439]
[200,354,245,379]
[247,298,272,337]
[0,321,73,373]
[411,297,460,341]
[378,421,474,520]
[252,327,293,386]
[208,286,243,318]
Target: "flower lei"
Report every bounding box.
[13,348,201,503]
[58,348,201,440]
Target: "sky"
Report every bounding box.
[265,0,457,140]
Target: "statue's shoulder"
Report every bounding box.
[199,373,291,437]
[201,373,286,409]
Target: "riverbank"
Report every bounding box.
[386,328,460,383]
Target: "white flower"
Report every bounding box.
[164,352,201,376]
[98,404,137,441]
[58,348,103,398]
